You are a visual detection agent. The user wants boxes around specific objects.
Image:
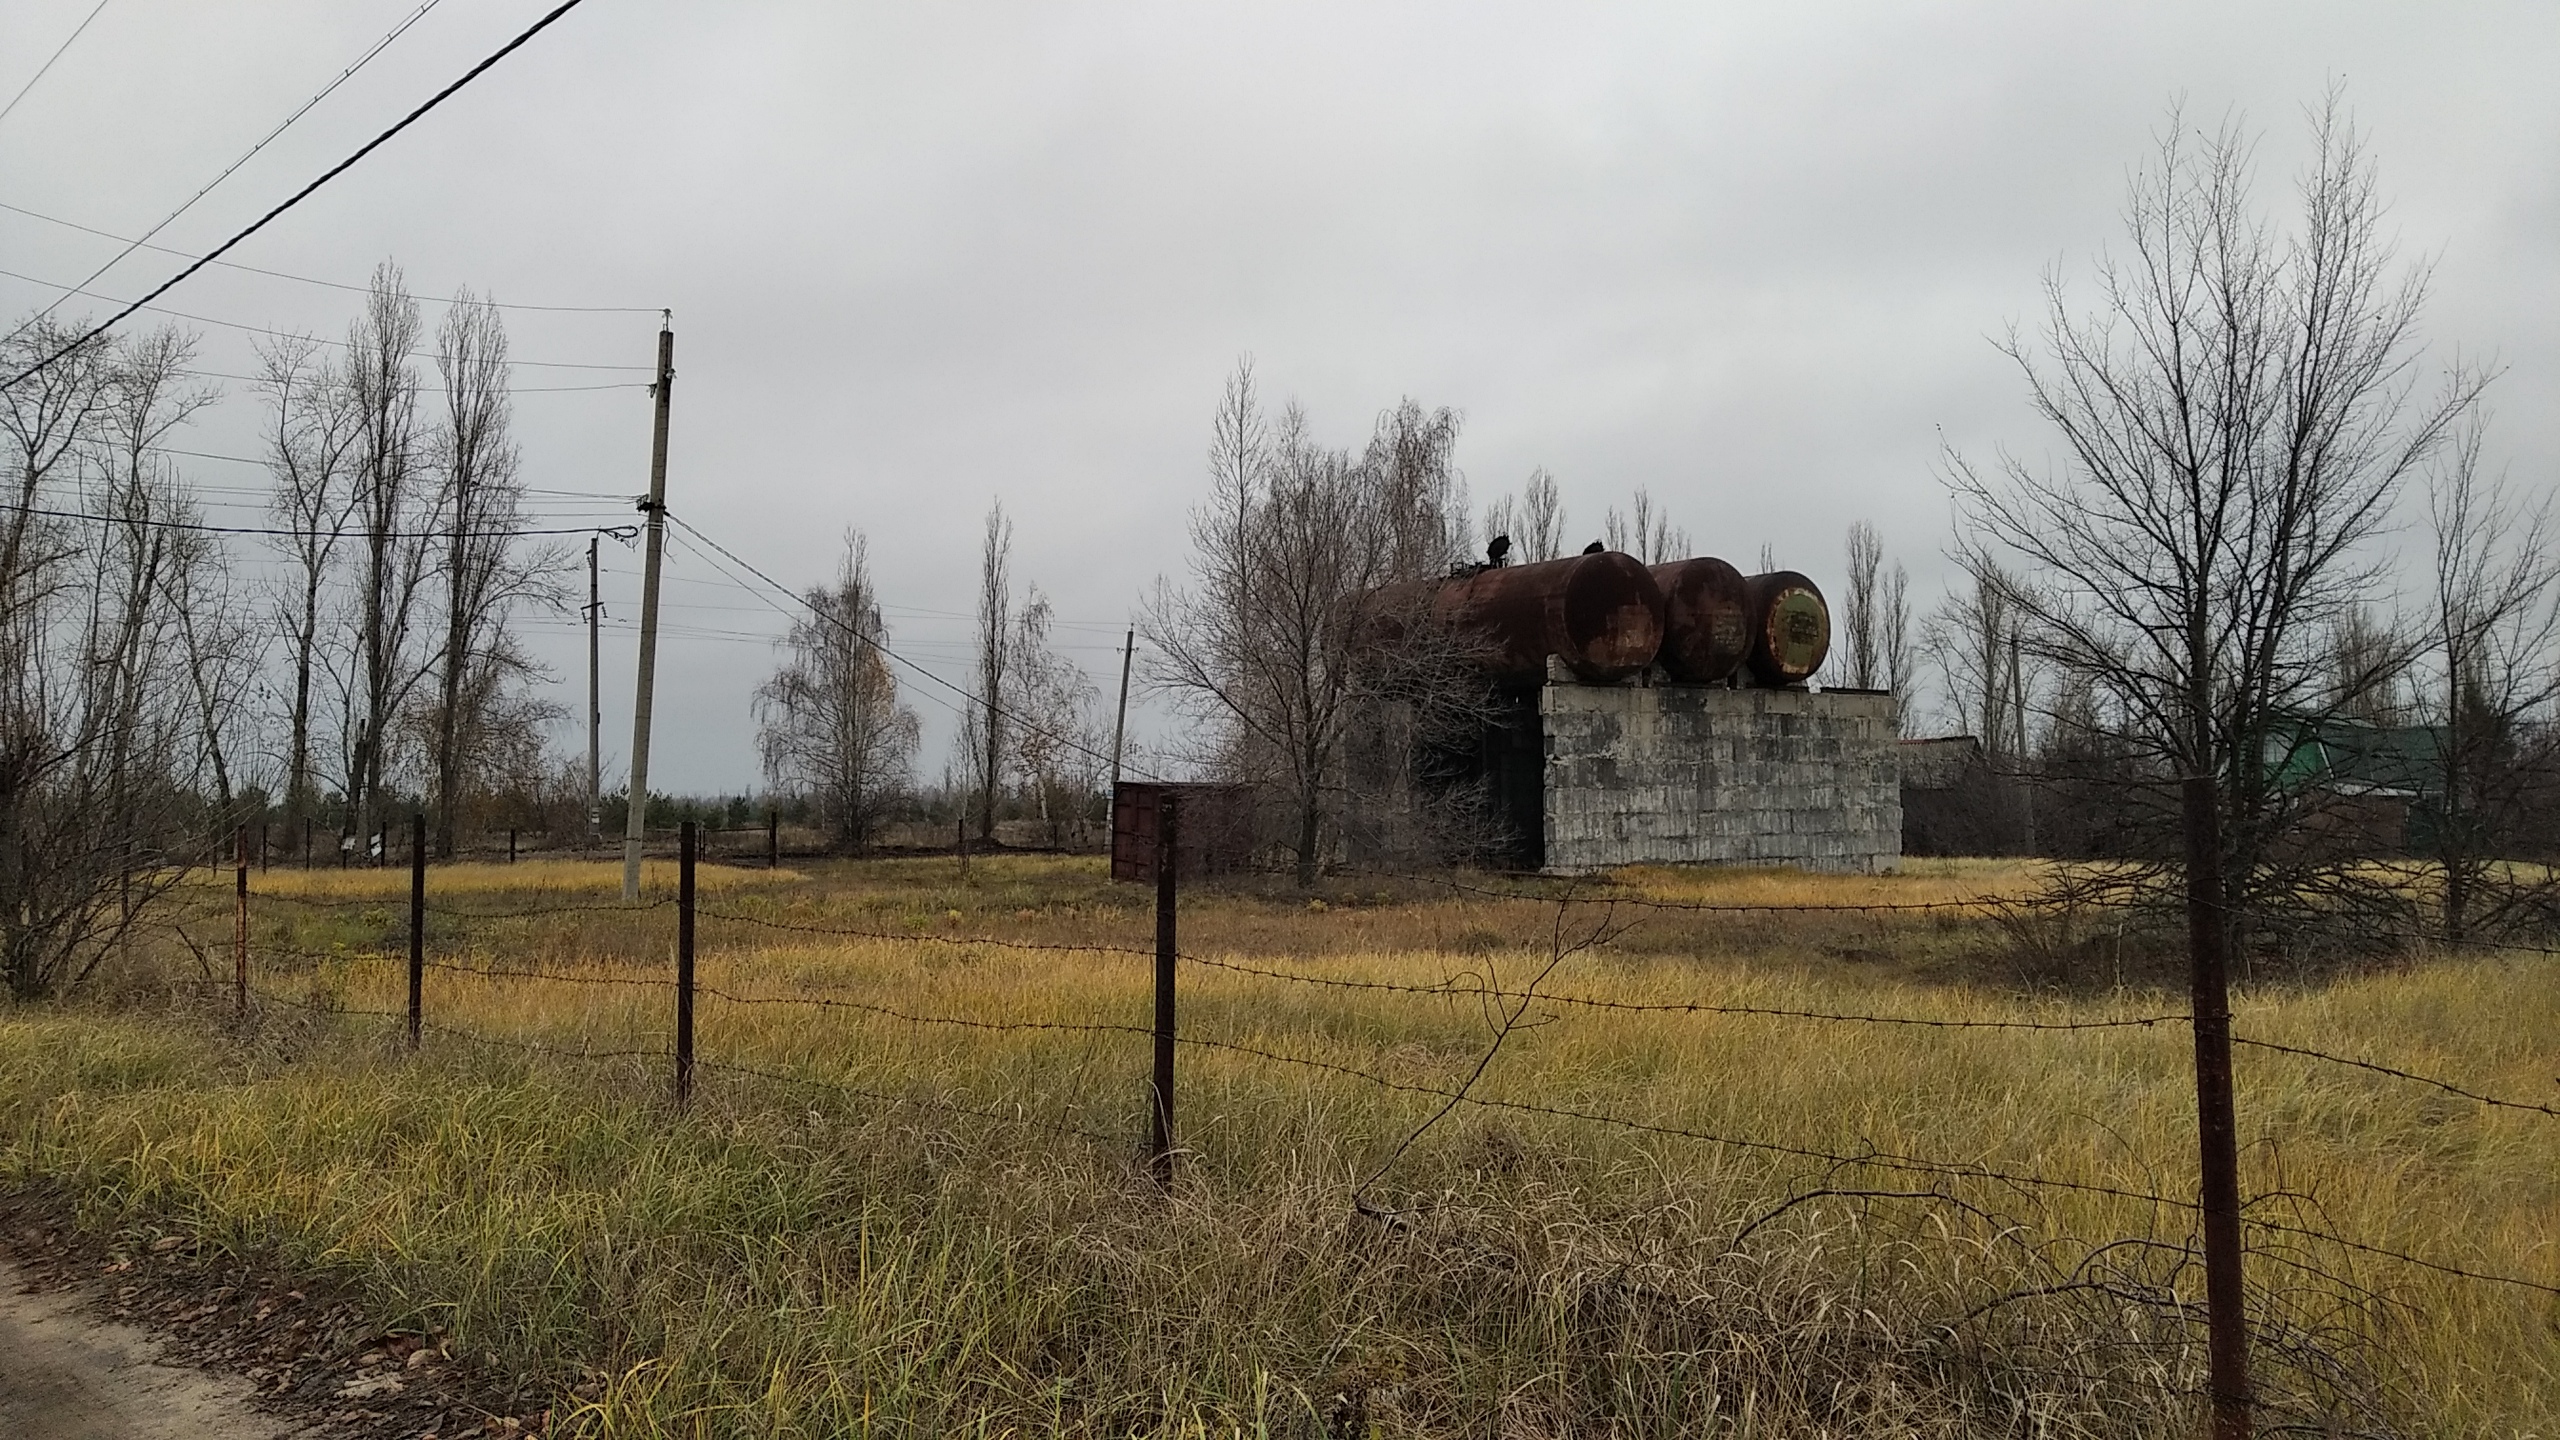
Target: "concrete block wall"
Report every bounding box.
[1539,682,1901,874]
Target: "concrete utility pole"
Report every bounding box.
[586,534,602,852]
[1111,627,1135,791]
[622,317,674,902]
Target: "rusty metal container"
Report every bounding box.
[1111,782,1255,883]
[1648,556,1752,684]
[1431,550,1665,685]
[1742,570,1831,686]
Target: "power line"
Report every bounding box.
[0,0,113,132]
[0,199,658,314]
[664,512,1166,782]
[0,0,600,392]
[0,498,628,542]
[0,266,650,370]
[161,363,641,393]
[4,0,450,343]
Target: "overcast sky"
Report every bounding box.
[5,1,2553,794]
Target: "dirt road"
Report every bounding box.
[0,1256,306,1440]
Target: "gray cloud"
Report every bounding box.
[4,0,2551,788]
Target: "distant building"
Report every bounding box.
[2265,716,2443,854]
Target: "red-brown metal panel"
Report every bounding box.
[1111,782,1256,882]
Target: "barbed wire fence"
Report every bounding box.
[180,809,2560,1433]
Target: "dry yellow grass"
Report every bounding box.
[213,856,805,901]
[3,854,2553,1436]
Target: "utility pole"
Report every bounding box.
[1111,627,1135,791]
[586,534,602,853]
[622,316,674,903]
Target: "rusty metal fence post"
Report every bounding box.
[2183,774,2252,1439]
[408,813,426,1050]
[233,826,249,1017]
[766,806,779,870]
[675,821,697,1106]
[1150,794,1178,1183]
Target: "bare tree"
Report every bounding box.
[1882,559,1914,730]
[0,321,209,997]
[256,334,358,834]
[340,263,435,846]
[1924,556,2018,759]
[1948,95,2485,951]
[161,522,268,810]
[971,500,1012,842]
[754,529,918,852]
[427,290,561,856]
[1601,488,1686,562]
[2419,418,2560,941]
[1006,586,1104,846]
[1519,468,1564,562]
[1145,376,1483,884]
[1843,521,1885,688]
[2323,606,2407,727]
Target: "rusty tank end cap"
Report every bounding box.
[1555,550,1665,683]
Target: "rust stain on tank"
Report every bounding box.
[1649,556,1751,683]
[1435,551,1664,685]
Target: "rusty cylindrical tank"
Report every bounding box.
[1648,556,1752,684]
[1742,570,1831,686]
[1430,550,1665,685]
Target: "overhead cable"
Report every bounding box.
[3,0,449,343]
[0,0,598,392]
[0,266,648,370]
[0,199,657,314]
[0,0,113,132]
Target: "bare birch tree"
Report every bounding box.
[1006,585,1104,846]
[754,529,917,852]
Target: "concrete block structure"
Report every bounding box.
[1531,678,1900,874]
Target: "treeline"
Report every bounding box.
[1,264,566,997]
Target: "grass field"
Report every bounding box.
[1,854,2553,1436]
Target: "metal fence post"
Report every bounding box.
[676,820,697,1107]
[509,827,518,864]
[767,806,779,870]
[1150,793,1178,1183]
[2183,774,2252,1439]
[233,825,249,1017]
[408,812,426,1050]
